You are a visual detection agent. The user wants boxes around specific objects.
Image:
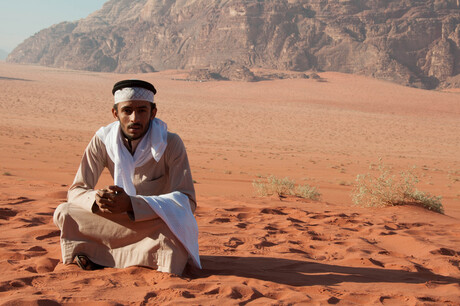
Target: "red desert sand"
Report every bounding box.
[0,62,459,305]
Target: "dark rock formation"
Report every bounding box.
[188,68,216,82]
[7,0,460,89]
[188,61,256,81]
[215,60,256,81]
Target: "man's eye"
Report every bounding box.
[123,110,132,115]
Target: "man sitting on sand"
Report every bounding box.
[53,79,200,275]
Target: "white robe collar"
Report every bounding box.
[95,118,168,196]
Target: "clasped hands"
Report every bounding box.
[95,185,133,214]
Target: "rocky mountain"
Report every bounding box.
[7,0,460,89]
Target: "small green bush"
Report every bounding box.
[295,184,321,201]
[253,175,321,200]
[409,190,443,213]
[351,161,444,214]
[253,175,295,196]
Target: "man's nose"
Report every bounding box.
[130,111,140,122]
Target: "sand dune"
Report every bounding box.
[0,62,459,304]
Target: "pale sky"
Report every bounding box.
[0,0,108,53]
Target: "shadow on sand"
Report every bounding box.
[185,255,459,287]
[0,76,32,81]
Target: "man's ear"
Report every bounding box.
[150,107,157,120]
[112,107,118,119]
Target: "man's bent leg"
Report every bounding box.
[155,221,189,275]
[53,202,188,274]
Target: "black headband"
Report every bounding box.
[112,79,157,95]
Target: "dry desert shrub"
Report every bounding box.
[351,161,443,214]
[295,184,321,201]
[253,175,321,200]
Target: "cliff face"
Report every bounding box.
[7,0,460,88]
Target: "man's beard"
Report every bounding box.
[122,120,151,140]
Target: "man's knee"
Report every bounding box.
[53,202,70,228]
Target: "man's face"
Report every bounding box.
[112,100,157,140]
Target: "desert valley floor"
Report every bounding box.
[0,62,459,305]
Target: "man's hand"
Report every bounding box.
[95,185,133,214]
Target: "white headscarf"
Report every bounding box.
[114,87,154,104]
[95,119,167,196]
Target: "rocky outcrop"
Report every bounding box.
[188,61,255,81]
[215,60,256,82]
[7,0,460,89]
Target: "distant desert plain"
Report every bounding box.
[0,61,459,304]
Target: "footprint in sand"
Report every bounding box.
[27,246,47,252]
[333,241,352,246]
[25,246,48,259]
[17,217,46,228]
[384,224,399,231]
[417,297,438,303]
[263,224,286,234]
[0,207,18,220]
[182,291,195,298]
[0,276,35,291]
[221,285,262,301]
[326,216,360,227]
[24,266,38,273]
[327,296,341,304]
[142,292,157,304]
[309,213,330,220]
[287,217,305,223]
[379,231,397,235]
[448,259,460,270]
[398,222,431,230]
[35,257,60,273]
[260,208,287,215]
[264,225,278,231]
[368,258,385,267]
[7,197,35,205]
[36,211,54,216]
[210,218,231,224]
[306,230,324,241]
[3,298,59,306]
[288,248,310,256]
[204,287,220,295]
[254,240,277,249]
[287,217,309,232]
[291,223,307,231]
[224,207,253,213]
[379,296,392,303]
[35,230,60,241]
[412,263,432,273]
[430,248,460,270]
[236,222,247,229]
[430,248,459,256]
[235,212,250,220]
[224,237,244,248]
